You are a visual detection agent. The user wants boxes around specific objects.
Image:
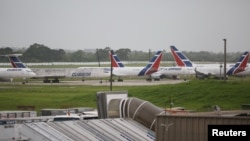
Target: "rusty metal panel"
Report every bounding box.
[156,114,250,141]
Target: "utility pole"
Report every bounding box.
[223,39,227,81]
[148,49,151,61]
[110,49,113,91]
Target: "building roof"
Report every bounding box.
[2,118,155,141]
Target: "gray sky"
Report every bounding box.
[1,0,249,53]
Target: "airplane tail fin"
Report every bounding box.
[139,50,163,76]
[109,50,125,68]
[7,54,27,68]
[227,51,249,75]
[170,46,193,67]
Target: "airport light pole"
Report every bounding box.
[223,39,227,81]
[148,49,151,61]
[220,64,222,80]
[110,50,113,91]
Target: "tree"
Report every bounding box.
[23,43,66,62]
[0,47,14,62]
[115,48,131,61]
[95,48,110,62]
[0,47,13,55]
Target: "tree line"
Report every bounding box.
[0,43,244,63]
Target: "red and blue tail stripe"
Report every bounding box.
[170,46,193,67]
[138,50,163,76]
[227,51,249,75]
[109,50,125,68]
[9,55,26,68]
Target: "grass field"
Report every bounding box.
[0,77,249,114]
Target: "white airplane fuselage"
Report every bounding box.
[195,63,248,77]
[0,68,36,78]
[112,67,155,77]
[157,67,195,76]
[72,67,153,78]
[233,67,250,76]
[195,66,229,76]
[71,67,110,78]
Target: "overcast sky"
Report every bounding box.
[1,0,249,53]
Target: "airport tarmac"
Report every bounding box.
[26,79,187,86]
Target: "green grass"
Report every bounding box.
[0,77,250,113]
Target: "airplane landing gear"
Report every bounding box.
[117,77,123,82]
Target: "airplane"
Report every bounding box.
[109,50,194,80]
[170,45,222,68]
[146,46,195,80]
[71,67,111,81]
[7,54,112,83]
[155,66,195,80]
[170,46,250,79]
[109,50,163,81]
[6,54,71,83]
[0,54,36,84]
[195,51,249,78]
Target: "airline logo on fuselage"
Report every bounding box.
[7,69,22,71]
[167,67,182,71]
[161,67,182,71]
[71,72,91,77]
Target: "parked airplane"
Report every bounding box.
[170,46,250,79]
[195,51,249,78]
[7,54,112,83]
[156,66,195,80]
[71,67,110,80]
[6,54,71,83]
[148,46,195,80]
[170,46,222,68]
[110,50,194,80]
[109,50,163,81]
[0,54,36,83]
